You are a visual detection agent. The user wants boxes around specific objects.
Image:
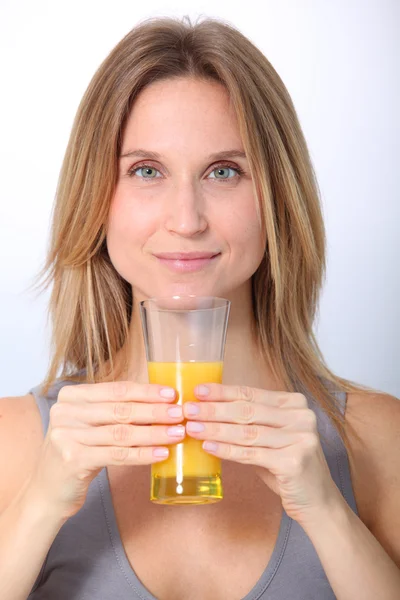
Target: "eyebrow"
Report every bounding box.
[119,148,248,161]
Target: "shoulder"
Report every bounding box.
[345,389,400,565]
[346,389,400,448]
[0,392,43,432]
[345,389,400,463]
[0,394,44,513]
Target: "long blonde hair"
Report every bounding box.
[29,14,377,452]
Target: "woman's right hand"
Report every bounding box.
[26,381,184,520]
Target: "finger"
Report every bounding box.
[58,441,171,468]
[57,423,186,447]
[201,437,320,476]
[183,400,316,429]
[50,401,184,428]
[194,384,307,409]
[186,421,300,448]
[58,381,176,404]
[201,440,283,470]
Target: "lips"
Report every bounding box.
[154,251,219,260]
[153,251,221,273]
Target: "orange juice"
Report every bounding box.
[148,361,223,504]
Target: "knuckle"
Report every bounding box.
[277,393,292,407]
[57,386,70,402]
[237,401,256,423]
[302,432,319,449]
[293,392,307,407]
[136,446,147,462]
[135,384,152,400]
[112,381,128,400]
[240,446,257,462]
[224,443,233,459]
[113,402,133,423]
[304,410,317,428]
[242,424,259,442]
[50,402,61,416]
[111,445,129,462]
[151,404,164,421]
[58,383,87,403]
[239,386,255,402]
[61,444,77,465]
[49,403,64,425]
[49,426,64,444]
[112,424,132,443]
[205,403,217,420]
[149,426,160,444]
[144,384,155,400]
[208,422,221,437]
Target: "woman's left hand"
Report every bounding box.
[183,384,344,528]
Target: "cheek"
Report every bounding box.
[223,202,265,253]
[225,202,266,276]
[106,192,156,279]
[107,192,155,244]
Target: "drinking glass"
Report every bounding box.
[140,295,230,505]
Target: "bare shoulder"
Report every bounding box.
[345,389,400,565]
[0,393,44,513]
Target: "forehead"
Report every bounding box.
[121,77,242,150]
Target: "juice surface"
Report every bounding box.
[148,361,223,478]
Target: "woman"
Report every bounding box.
[0,14,399,600]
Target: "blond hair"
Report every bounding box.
[29,14,377,452]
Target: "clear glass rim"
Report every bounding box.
[140,295,230,312]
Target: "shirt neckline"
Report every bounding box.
[98,466,292,600]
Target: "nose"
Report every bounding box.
[164,181,208,237]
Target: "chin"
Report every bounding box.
[134,278,226,300]
[159,281,220,298]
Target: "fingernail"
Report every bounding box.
[186,421,205,432]
[167,425,185,437]
[160,387,176,399]
[185,402,200,416]
[153,448,169,457]
[167,406,183,418]
[195,385,210,396]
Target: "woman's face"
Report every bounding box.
[107,76,266,302]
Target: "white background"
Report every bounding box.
[0,0,398,398]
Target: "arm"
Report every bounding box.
[303,391,400,600]
[0,480,67,600]
[0,394,66,600]
[303,492,400,600]
[184,383,400,597]
[0,381,182,599]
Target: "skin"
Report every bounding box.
[107,76,275,390]
[105,75,339,526]
[1,78,398,600]
[21,76,397,600]
[104,84,400,594]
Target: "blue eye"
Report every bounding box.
[128,165,162,179]
[127,162,245,182]
[208,166,242,180]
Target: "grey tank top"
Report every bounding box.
[27,374,358,600]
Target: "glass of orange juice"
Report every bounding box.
[140,295,230,505]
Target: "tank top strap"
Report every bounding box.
[316,375,348,416]
[289,372,347,415]
[288,372,358,514]
[28,373,85,436]
[26,368,358,600]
